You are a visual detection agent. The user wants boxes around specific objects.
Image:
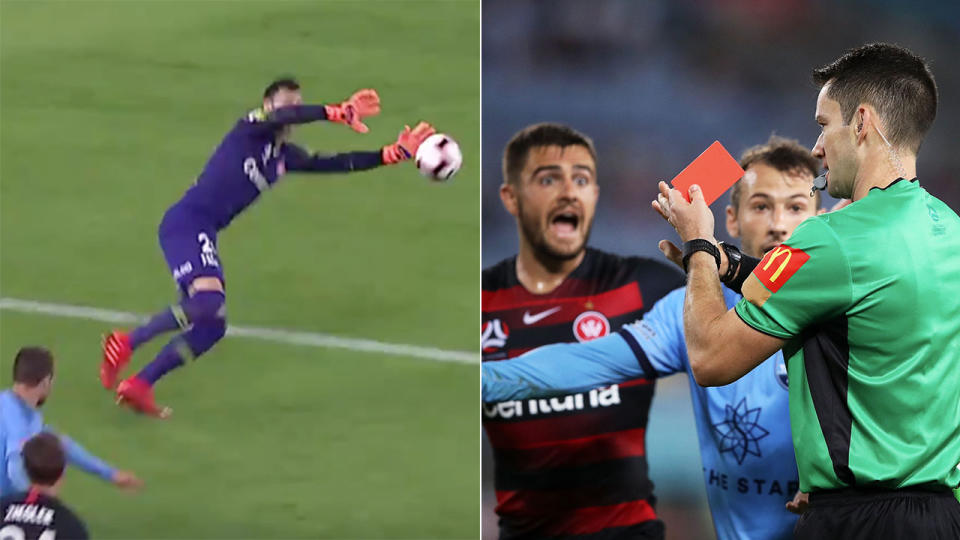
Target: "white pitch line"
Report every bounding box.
[0,297,478,365]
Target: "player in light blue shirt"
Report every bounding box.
[1,346,142,495]
[483,137,829,539]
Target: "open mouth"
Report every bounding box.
[550,211,580,237]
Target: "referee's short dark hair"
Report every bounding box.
[263,77,300,99]
[813,43,937,154]
[503,123,597,185]
[13,346,54,386]
[22,433,66,486]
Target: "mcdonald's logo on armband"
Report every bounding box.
[752,245,810,293]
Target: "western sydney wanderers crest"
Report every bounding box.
[482,319,509,352]
[573,311,610,342]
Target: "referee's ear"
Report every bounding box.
[500,182,519,218]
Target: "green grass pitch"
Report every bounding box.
[0,1,479,538]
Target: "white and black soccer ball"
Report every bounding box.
[415,133,462,182]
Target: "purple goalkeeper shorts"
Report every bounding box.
[158,204,225,297]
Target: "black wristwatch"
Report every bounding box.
[681,239,721,272]
[718,241,742,283]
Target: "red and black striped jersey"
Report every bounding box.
[482,248,684,539]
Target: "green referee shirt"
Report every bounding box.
[735,178,960,493]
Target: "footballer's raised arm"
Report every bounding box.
[482,290,689,402]
[260,104,331,127]
[653,182,786,385]
[254,89,381,131]
[282,143,383,173]
[482,334,647,402]
[282,123,436,173]
[48,429,116,482]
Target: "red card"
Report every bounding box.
[670,141,744,205]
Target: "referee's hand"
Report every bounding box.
[651,182,716,243]
[786,491,809,514]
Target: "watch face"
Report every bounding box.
[719,243,741,282]
[722,242,741,261]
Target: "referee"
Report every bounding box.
[652,43,960,538]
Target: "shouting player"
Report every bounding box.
[100,78,435,417]
[1,433,89,540]
[484,136,827,539]
[482,123,683,539]
[1,347,142,495]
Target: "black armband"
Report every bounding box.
[726,253,761,295]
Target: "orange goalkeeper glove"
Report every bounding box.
[324,89,381,133]
[382,122,436,164]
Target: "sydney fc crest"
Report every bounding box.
[712,397,771,465]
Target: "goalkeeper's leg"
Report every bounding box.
[101,289,226,388]
[101,222,224,388]
[116,284,226,417]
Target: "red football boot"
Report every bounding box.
[100,331,132,389]
[116,377,172,419]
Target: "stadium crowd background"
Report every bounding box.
[481,1,960,538]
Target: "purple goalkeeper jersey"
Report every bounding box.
[172,105,382,231]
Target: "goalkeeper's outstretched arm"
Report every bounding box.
[283,144,384,173]
[259,104,331,127]
[283,122,436,173]
[259,89,381,131]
